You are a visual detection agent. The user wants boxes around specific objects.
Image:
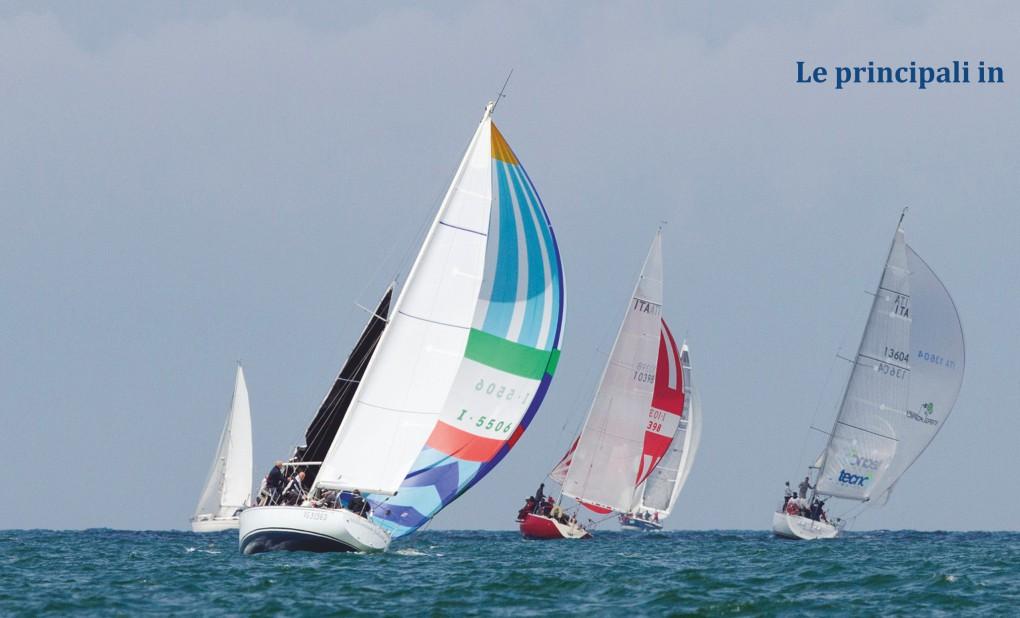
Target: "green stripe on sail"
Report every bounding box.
[465,329,552,380]
[546,349,560,376]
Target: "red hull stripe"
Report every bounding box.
[426,421,505,462]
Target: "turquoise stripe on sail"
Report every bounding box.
[504,160,547,348]
[482,161,519,338]
[513,162,561,351]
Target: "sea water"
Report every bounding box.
[1,529,1017,615]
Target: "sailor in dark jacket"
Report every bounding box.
[266,461,286,503]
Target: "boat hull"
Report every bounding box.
[771,511,838,540]
[239,506,390,554]
[191,516,240,532]
[519,513,591,540]
[619,515,663,532]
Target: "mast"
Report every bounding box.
[311,103,498,496]
[813,208,908,503]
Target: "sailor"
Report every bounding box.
[799,476,814,500]
[266,461,286,504]
[783,482,794,506]
[785,492,800,516]
[533,483,545,513]
[348,489,369,517]
[283,470,306,505]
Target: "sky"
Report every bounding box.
[1,1,1018,532]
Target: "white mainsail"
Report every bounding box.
[560,231,684,513]
[313,103,565,501]
[194,364,253,518]
[815,217,964,502]
[637,344,700,516]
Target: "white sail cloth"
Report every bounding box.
[816,227,964,502]
[314,110,494,496]
[561,232,670,513]
[194,365,253,518]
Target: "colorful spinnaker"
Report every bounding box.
[307,102,564,538]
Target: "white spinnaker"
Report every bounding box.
[877,245,965,500]
[314,108,494,495]
[816,228,911,501]
[195,365,253,518]
[562,232,664,512]
[640,345,699,516]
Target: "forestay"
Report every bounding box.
[312,104,564,537]
[560,232,685,513]
[194,365,253,518]
[816,224,964,502]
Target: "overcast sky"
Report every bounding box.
[2,1,1017,532]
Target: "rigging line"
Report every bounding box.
[834,419,899,441]
[491,69,514,114]
[795,345,843,479]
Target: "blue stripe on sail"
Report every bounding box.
[514,161,562,351]
[505,161,547,347]
[481,161,519,338]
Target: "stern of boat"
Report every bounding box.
[771,511,838,540]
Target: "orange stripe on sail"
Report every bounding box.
[491,123,519,164]
[426,420,505,462]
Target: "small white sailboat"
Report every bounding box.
[241,101,565,554]
[522,230,686,539]
[621,346,701,531]
[192,364,253,532]
[773,211,965,540]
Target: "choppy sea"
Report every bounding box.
[1,529,1017,615]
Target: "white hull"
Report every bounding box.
[771,511,839,540]
[191,516,240,532]
[239,505,390,554]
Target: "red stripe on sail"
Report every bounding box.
[651,319,684,415]
[579,500,613,514]
[636,320,686,486]
[426,421,505,462]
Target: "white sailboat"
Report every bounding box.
[621,344,701,531]
[773,211,965,540]
[192,364,253,532]
[521,230,685,540]
[240,101,565,554]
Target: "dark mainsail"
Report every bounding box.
[299,286,392,485]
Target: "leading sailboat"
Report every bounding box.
[192,364,253,532]
[773,211,965,540]
[240,101,565,553]
[519,230,687,539]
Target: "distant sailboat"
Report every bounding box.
[621,344,701,531]
[240,101,565,554]
[520,230,685,540]
[773,211,965,540]
[192,364,253,532]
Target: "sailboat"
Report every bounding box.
[239,101,565,554]
[620,344,701,531]
[192,364,253,532]
[773,211,965,540]
[520,230,685,540]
